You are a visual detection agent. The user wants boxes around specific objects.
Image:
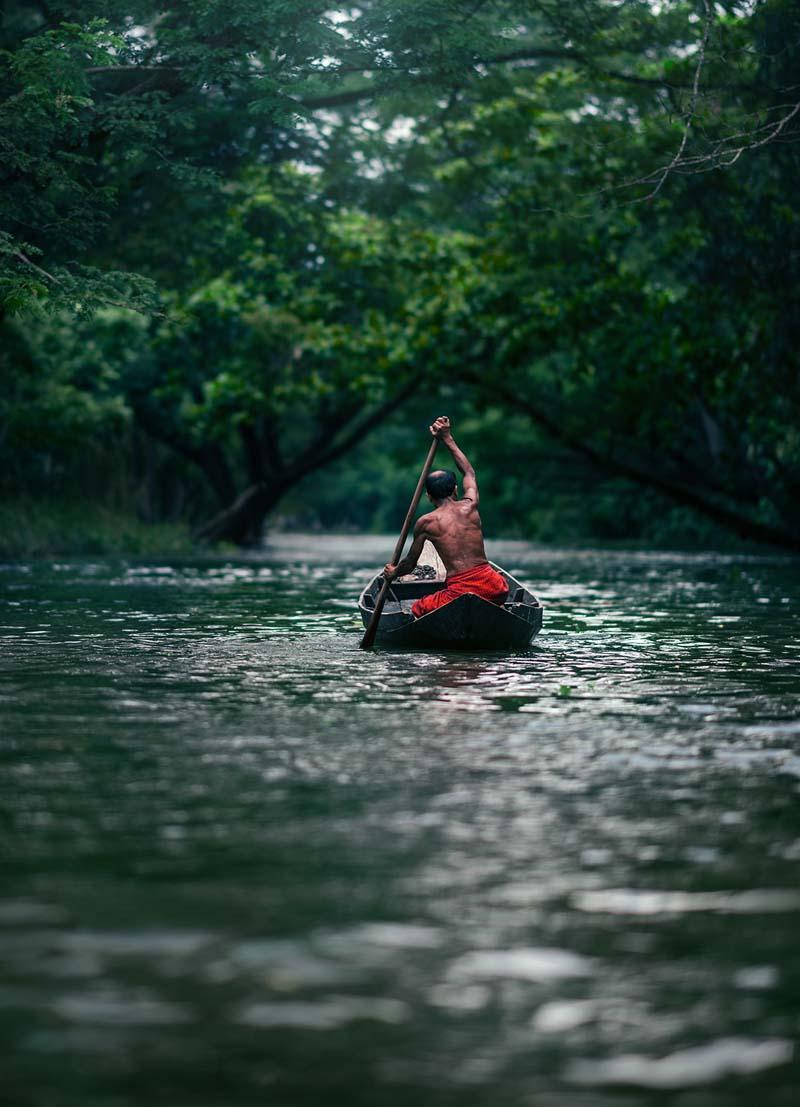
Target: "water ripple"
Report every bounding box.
[1,539,799,1105]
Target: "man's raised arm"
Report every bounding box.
[431,416,479,504]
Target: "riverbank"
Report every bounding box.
[0,500,196,559]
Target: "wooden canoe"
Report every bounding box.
[357,562,543,650]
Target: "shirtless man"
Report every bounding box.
[383,416,508,619]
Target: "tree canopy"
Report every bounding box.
[2,1,799,548]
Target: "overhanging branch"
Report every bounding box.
[286,376,419,483]
[461,367,800,551]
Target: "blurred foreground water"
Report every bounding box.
[1,536,799,1107]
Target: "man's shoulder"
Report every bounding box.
[415,511,437,532]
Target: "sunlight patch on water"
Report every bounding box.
[531,998,599,1033]
[51,987,192,1025]
[566,1037,793,1088]
[572,888,800,915]
[0,900,67,926]
[236,995,410,1030]
[58,931,213,957]
[227,940,355,989]
[447,948,593,983]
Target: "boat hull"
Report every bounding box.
[358,563,542,651]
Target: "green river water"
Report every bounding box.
[1,535,799,1107]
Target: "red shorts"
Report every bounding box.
[411,562,508,619]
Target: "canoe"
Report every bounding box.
[358,562,543,650]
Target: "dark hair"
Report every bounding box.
[426,469,457,501]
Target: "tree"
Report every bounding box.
[0,1,556,315]
[118,168,468,543]
[3,1,799,548]
[1,2,472,539]
[317,0,800,549]
[0,314,127,497]
[1,2,513,545]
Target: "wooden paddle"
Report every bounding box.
[359,435,439,650]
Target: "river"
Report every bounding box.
[1,536,799,1106]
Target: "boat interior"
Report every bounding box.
[362,577,536,616]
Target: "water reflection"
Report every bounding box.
[1,536,799,1105]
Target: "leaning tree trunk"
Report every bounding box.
[191,380,421,546]
[193,481,286,545]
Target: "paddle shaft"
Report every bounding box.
[359,436,439,650]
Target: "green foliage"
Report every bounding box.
[0,499,193,558]
[2,1,799,550]
[0,316,129,493]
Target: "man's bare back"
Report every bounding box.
[384,416,490,580]
[416,498,488,575]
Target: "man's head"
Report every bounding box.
[426,469,457,504]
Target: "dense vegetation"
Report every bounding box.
[2,1,799,553]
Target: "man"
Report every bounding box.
[383,415,508,619]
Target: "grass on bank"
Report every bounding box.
[0,499,195,559]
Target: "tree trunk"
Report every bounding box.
[195,444,238,508]
[193,481,286,545]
